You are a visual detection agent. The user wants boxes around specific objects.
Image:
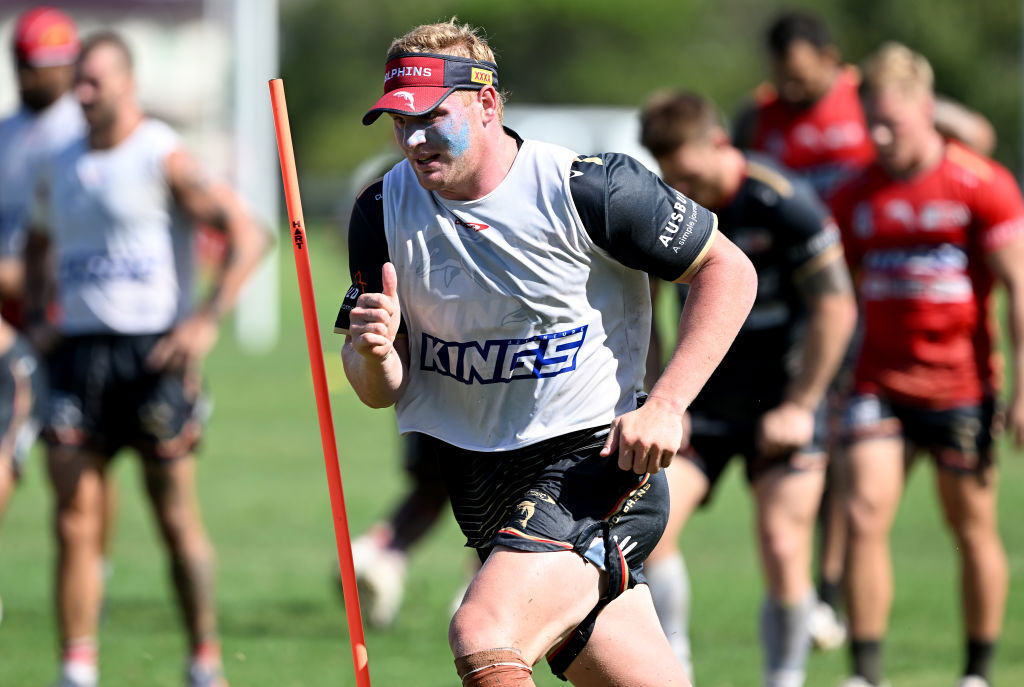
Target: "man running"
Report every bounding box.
[25,31,266,687]
[639,90,856,687]
[336,19,757,687]
[830,42,1024,687]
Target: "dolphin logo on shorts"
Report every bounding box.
[514,500,536,529]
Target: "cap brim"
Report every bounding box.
[362,85,458,125]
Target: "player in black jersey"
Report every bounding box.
[336,20,757,687]
[639,91,857,687]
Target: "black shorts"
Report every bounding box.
[0,335,46,476]
[685,403,829,497]
[44,333,206,461]
[425,427,668,579]
[844,392,997,475]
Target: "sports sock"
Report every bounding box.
[191,639,223,666]
[455,648,535,686]
[62,637,99,686]
[645,553,694,682]
[850,638,883,685]
[759,591,814,687]
[816,577,842,612]
[964,637,995,682]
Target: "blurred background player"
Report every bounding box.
[639,91,856,687]
[24,31,266,687]
[830,42,1024,687]
[0,5,83,625]
[732,10,998,651]
[346,432,450,628]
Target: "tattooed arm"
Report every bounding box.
[146,148,268,371]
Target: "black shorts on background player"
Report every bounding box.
[45,333,205,460]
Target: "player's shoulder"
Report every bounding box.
[355,177,385,206]
[743,153,798,197]
[942,141,1010,186]
[135,117,183,154]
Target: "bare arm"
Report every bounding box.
[757,250,857,455]
[934,95,997,157]
[602,230,758,473]
[986,237,1024,446]
[148,148,268,370]
[341,262,409,408]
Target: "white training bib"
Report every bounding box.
[383,139,651,451]
[0,94,85,255]
[43,119,194,335]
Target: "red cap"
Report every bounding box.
[14,6,80,67]
[363,52,499,125]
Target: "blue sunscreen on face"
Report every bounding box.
[432,114,471,158]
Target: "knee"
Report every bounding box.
[55,501,102,546]
[759,522,805,567]
[449,600,505,656]
[846,489,894,540]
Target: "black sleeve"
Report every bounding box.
[775,177,842,271]
[569,153,717,282]
[333,179,406,335]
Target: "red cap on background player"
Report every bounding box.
[363,52,499,125]
[13,6,80,67]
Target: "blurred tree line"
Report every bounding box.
[281,0,1021,202]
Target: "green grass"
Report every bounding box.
[1,228,1022,686]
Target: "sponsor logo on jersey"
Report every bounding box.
[453,217,489,232]
[60,253,159,285]
[420,325,587,384]
[861,244,972,302]
[471,67,493,85]
[384,66,432,83]
[658,193,699,252]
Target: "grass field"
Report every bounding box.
[1,228,1022,686]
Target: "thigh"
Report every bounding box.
[753,459,826,531]
[564,584,689,687]
[843,393,906,516]
[47,444,107,511]
[935,464,1000,534]
[141,455,201,522]
[454,546,602,665]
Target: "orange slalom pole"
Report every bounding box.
[269,78,371,687]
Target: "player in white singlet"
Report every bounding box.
[335,21,757,687]
[25,32,266,687]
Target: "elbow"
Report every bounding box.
[735,251,758,315]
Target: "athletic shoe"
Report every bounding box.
[837,678,891,687]
[355,548,407,629]
[51,667,98,687]
[808,600,848,651]
[956,676,991,687]
[187,660,228,687]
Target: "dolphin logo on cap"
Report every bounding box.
[393,90,415,109]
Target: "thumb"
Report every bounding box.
[382,262,399,301]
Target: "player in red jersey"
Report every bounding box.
[829,43,1024,687]
[733,13,998,655]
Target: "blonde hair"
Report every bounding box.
[860,41,934,98]
[387,19,504,119]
